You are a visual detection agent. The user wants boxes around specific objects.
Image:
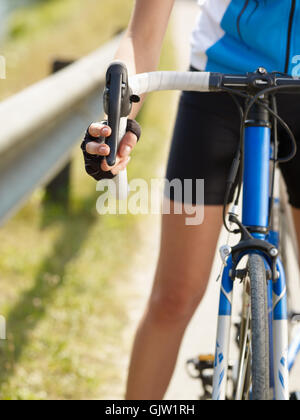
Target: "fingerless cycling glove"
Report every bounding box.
[81,119,141,181]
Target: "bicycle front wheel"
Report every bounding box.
[249,254,270,400]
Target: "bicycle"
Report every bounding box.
[101,62,300,400]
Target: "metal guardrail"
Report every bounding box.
[0,35,121,225]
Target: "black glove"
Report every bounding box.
[81,119,141,181]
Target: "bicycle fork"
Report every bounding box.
[212,256,289,400]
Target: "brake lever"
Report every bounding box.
[103,61,132,167]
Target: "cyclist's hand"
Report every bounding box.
[87,122,137,175]
[81,120,141,180]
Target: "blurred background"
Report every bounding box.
[0,0,184,400]
[2,0,298,402]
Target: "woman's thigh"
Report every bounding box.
[148,92,242,322]
[148,203,223,323]
[166,91,241,206]
[277,94,300,209]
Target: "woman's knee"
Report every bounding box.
[148,278,207,325]
[146,206,222,326]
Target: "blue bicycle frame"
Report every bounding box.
[212,123,289,400]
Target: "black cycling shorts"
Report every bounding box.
[166,87,300,208]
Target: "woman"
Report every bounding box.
[82,0,300,399]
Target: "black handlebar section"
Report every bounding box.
[103,62,133,167]
[209,68,300,94]
[102,65,300,166]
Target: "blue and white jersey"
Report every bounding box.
[191,0,300,76]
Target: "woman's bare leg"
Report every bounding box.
[125,203,223,400]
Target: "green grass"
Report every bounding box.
[8,0,84,41]
[0,0,134,99]
[0,1,177,399]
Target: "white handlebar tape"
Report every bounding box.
[129,71,211,96]
[110,71,211,201]
[113,117,129,201]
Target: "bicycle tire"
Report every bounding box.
[249,254,270,400]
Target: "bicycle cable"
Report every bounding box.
[245,86,297,163]
[268,95,279,223]
[219,84,298,233]
[222,92,245,232]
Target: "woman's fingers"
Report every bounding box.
[86,141,110,156]
[111,157,131,176]
[101,132,137,172]
[89,122,111,138]
[118,132,138,158]
[101,153,131,175]
[86,122,136,174]
[85,122,111,156]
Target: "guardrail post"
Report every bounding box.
[44,60,74,207]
